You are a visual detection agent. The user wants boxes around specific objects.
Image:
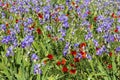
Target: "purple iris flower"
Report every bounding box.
[68,6,73,10]
[96,45,106,55]
[85,32,93,40]
[1,12,6,18]
[31,0,39,5]
[59,37,65,41]
[59,28,66,37]
[118,19,120,23]
[31,53,39,62]
[1,36,11,44]
[59,15,68,22]
[96,27,102,32]
[116,46,120,52]
[25,8,29,13]
[1,24,6,31]
[0,1,2,6]
[51,13,57,19]
[21,35,34,48]
[63,42,70,56]
[27,18,33,24]
[61,31,66,37]
[76,53,82,59]
[96,49,103,55]
[14,24,20,33]
[43,6,50,13]
[97,15,104,20]
[82,13,88,19]
[117,26,120,31]
[103,34,115,43]
[34,64,42,75]
[74,43,79,47]
[35,7,40,13]
[84,0,91,6]
[93,39,99,47]
[63,21,69,28]
[66,0,71,6]
[117,11,120,15]
[17,6,25,13]
[46,26,52,31]
[86,54,92,60]
[13,39,18,47]
[63,50,68,56]
[64,42,70,49]
[81,20,90,26]
[6,46,14,57]
[44,13,50,21]
[109,35,115,42]
[23,22,29,27]
[10,6,17,13]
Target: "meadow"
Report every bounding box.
[0,0,120,80]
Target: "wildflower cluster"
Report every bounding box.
[0,0,120,80]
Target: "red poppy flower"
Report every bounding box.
[80,51,87,59]
[47,34,51,38]
[52,37,58,41]
[74,58,80,62]
[111,13,115,17]
[69,69,76,74]
[80,51,87,58]
[56,61,61,66]
[29,23,35,30]
[47,54,53,60]
[70,63,76,67]
[87,11,91,14]
[114,16,117,18]
[71,50,77,56]
[71,1,75,6]
[61,58,66,65]
[109,52,112,57]
[66,14,69,16]
[38,13,43,19]
[43,60,47,64]
[111,13,117,18]
[114,28,118,33]
[29,26,34,30]
[7,29,11,35]
[75,5,79,8]
[79,42,86,48]
[6,23,8,27]
[62,66,68,73]
[36,28,42,34]
[82,53,86,59]
[16,19,18,23]
[54,17,59,22]
[94,16,97,21]
[107,64,112,69]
